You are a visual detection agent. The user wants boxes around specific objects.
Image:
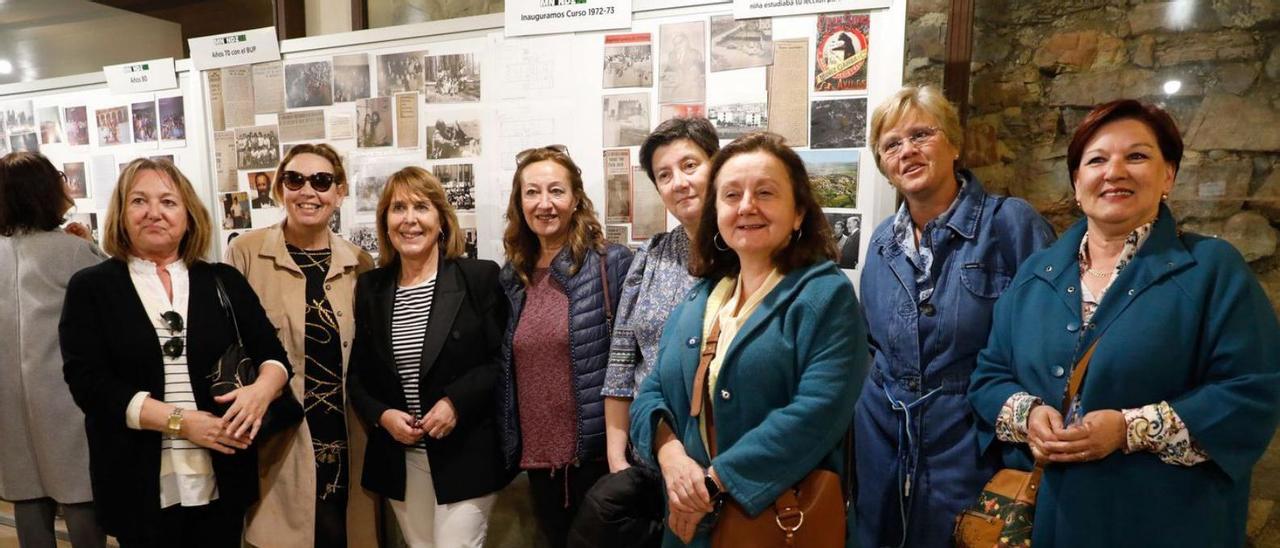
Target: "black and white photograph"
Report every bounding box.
[220,191,252,230]
[799,149,859,208]
[131,101,157,143]
[64,162,88,199]
[37,106,62,145]
[710,15,773,72]
[376,51,425,96]
[234,125,281,170]
[659,21,706,104]
[433,163,476,210]
[810,98,868,149]
[356,97,393,148]
[348,223,380,257]
[9,132,38,153]
[285,61,335,109]
[603,33,653,89]
[95,106,130,147]
[824,211,862,270]
[603,93,650,148]
[354,175,385,213]
[426,115,481,159]
[333,53,371,103]
[64,106,90,146]
[247,171,276,209]
[158,96,186,142]
[3,101,35,135]
[423,53,480,103]
[708,103,768,139]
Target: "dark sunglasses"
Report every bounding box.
[515,144,570,166]
[281,170,338,192]
[160,311,185,359]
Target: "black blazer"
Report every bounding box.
[59,259,289,540]
[347,257,509,503]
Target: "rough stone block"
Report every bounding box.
[1249,169,1280,221]
[1184,94,1280,152]
[1210,62,1261,95]
[1221,211,1279,262]
[1266,44,1280,81]
[1047,68,1158,106]
[1169,159,1253,219]
[1129,1,1222,34]
[1155,31,1260,66]
[1034,31,1101,70]
[1211,0,1280,29]
[1133,35,1156,67]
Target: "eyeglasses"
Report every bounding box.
[515,144,570,166]
[879,126,941,159]
[281,170,338,192]
[160,311,185,359]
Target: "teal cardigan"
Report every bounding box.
[631,261,868,547]
[969,205,1280,547]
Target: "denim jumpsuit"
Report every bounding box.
[853,172,1055,547]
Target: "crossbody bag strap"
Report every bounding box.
[1029,339,1101,479]
[598,252,613,327]
[211,270,245,347]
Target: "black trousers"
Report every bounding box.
[116,498,244,548]
[527,460,609,548]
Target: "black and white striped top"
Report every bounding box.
[391,276,437,447]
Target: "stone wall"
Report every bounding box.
[903,1,1280,545]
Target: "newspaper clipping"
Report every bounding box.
[334,54,371,103]
[377,51,426,96]
[395,93,419,148]
[235,125,281,170]
[221,65,255,129]
[603,93,650,148]
[603,33,653,89]
[660,21,706,104]
[328,113,354,140]
[64,106,90,146]
[206,69,226,131]
[810,98,867,149]
[279,110,326,142]
[631,166,666,240]
[814,12,870,92]
[423,53,481,103]
[710,15,773,72]
[606,225,629,244]
[356,97,393,148]
[604,149,632,224]
[767,39,809,146]
[252,61,284,114]
[213,130,237,192]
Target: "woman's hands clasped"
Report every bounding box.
[1027,405,1126,463]
[213,363,289,441]
[180,410,249,455]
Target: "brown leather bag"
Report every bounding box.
[953,341,1099,548]
[690,319,849,548]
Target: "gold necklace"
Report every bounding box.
[1085,267,1113,278]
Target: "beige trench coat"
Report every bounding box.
[225,225,378,548]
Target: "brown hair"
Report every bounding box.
[1067,99,1183,185]
[690,132,838,279]
[102,158,212,264]
[0,152,73,236]
[375,166,466,267]
[638,117,721,182]
[868,85,963,173]
[503,148,605,286]
[272,143,348,203]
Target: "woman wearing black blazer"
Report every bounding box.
[59,159,290,548]
[347,167,508,547]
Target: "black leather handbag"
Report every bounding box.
[208,273,303,440]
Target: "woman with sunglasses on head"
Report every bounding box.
[853,86,1056,548]
[1,152,107,548]
[61,158,290,547]
[498,145,633,548]
[224,144,378,548]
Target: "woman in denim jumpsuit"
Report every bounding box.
[853,87,1055,547]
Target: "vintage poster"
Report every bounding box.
[604,149,632,224]
[333,54,371,103]
[603,33,653,89]
[220,65,255,129]
[252,61,284,114]
[395,93,419,148]
[278,110,326,142]
[708,103,768,139]
[206,69,226,132]
[710,15,773,72]
[630,166,666,240]
[814,12,870,92]
[767,39,809,146]
[810,98,867,148]
[356,97,393,148]
[603,93,650,148]
[798,149,859,208]
[423,53,481,103]
[285,60,334,109]
[659,21,706,104]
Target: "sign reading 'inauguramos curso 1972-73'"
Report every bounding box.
[733,0,890,20]
[505,0,633,38]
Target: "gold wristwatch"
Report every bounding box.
[165,408,184,437]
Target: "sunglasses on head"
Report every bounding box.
[160,311,185,359]
[281,170,338,192]
[515,144,570,166]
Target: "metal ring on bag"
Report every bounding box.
[775,509,805,533]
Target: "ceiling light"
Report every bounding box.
[0,60,12,75]
[1163,80,1182,95]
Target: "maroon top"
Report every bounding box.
[513,268,578,469]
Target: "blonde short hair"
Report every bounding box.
[271,143,348,204]
[375,166,466,267]
[869,85,964,173]
[102,158,212,264]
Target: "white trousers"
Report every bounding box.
[390,449,497,548]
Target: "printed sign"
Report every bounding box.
[733,0,890,20]
[103,58,178,94]
[188,27,282,72]
[505,0,632,38]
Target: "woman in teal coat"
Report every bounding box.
[630,133,867,547]
[969,99,1280,547]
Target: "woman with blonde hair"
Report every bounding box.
[498,145,632,547]
[225,143,378,548]
[347,167,508,547]
[62,158,290,546]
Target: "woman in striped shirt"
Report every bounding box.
[346,167,509,548]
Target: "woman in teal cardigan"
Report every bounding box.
[630,133,868,547]
[969,100,1280,546]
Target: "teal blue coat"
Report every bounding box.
[631,261,868,547]
[969,205,1280,547]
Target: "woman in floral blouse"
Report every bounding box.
[969,99,1280,546]
[601,117,720,473]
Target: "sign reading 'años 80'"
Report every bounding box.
[505,0,632,37]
